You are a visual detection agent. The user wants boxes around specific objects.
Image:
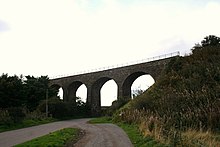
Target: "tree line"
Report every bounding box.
[0,74,89,122]
[0,74,57,111]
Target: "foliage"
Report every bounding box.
[24,109,48,120]
[0,109,12,125]
[132,88,145,98]
[38,97,72,119]
[0,116,55,133]
[0,106,55,132]
[7,107,26,123]
[201,35,220,47]
[0,107,26,126]
[0,73,89,119]
[130,44,220,131]
[117,122,166,147]
[0,74,25,108]
[115,109,220,146]
[0,74,57,111]
[76,97,90,115]
[113,36,220,146]
[106,98,130,116]
[89,117,112,124]
[181,130,220,146]
[37,97,89,119]
[15,128,82,147]
[23,75,54,111]
[192,35,220,54]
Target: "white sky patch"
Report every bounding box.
[0,0,220,77]
[76,84,87,103]
[101,79,117,106]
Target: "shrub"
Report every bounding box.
[24,108,47,120]
[0,109,13,125]
[7,107,25,123]
[38,98,74,119]
[107,98,130,116]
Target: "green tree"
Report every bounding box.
[23,76,51,111]
[192,35,220,54]
[0,74,25,108]
[0,74,58,112]
[201,35,220,47]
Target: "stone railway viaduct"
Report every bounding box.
[49,52,179,116]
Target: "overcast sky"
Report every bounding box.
[1,0,220,77]
[1,0,220,105]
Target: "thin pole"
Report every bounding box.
[46,89,48,117]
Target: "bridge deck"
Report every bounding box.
[50,51,179,79]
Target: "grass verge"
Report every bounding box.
[90,117,167,147]
[14,128,82,147]
[0,118,56,133]
[88,116,112,124]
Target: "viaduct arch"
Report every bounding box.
[49,53,179,116]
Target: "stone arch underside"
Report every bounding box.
[50,84,63,99]
[91,77,117,116]
[122,71,155,99]
[50,84,62,91]
[67,81,86,103]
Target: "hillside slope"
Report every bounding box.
[134,44,220,127]
[115,43,220,146]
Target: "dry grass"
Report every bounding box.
[115,108,220,146]
[113,44,220,146]
[181,130,220,147]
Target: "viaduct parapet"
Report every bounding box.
[49,52,179,116]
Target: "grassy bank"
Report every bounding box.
[15,128,82,147]
[88,116,112,124]
[0,118,56,133]
[90,117,166,147]
[90,39,220,146]
[112,42,220,146]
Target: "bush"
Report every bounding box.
[106,98,130,116]
[38,98,75,119]
[49,102,74,118]
[0,109,13,125]
[7,107,25,123]
[24,108,47,120]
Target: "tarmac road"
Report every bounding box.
[0,118,133,147]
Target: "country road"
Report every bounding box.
[0,118,133,147]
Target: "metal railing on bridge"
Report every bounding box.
[50,51,180,79]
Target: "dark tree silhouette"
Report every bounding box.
[0,74,57,110]
[23,76,50,110]
[192,35,220,54]
[0,74,24,108]
[201,35,220,47]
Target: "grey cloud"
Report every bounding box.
[0,20,10,32]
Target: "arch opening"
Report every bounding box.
[76,84,87,103]
[131,74,155,98]
[68,81,87,103]
[91,77,118,116]
[50,84,63,100]
[122,72,155,99]
[101,79,118,106]
[57,87,63,100]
